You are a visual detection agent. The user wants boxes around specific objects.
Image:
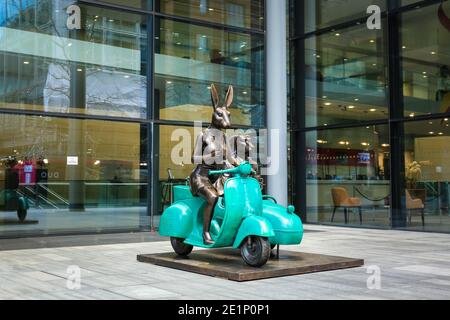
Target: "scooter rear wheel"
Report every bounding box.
[240,236,271,267]
[170,237,193,256]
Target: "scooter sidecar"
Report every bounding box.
[262,198,304,247]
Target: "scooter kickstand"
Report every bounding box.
[276,244,280,260]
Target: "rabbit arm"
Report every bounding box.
[226,151,240,167]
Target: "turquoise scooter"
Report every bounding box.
[159,162,303,267]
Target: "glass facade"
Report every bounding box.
[155,18,265,126]
[0,0,265,237]
[290,0,450,233]
[303,20,388,127]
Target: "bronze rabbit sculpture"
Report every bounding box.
[190,84,239,245]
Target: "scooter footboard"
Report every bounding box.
[232,215,275,248]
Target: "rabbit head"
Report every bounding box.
[210,84,232,129]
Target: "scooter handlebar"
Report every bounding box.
[209,162,254,176]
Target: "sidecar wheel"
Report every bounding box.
[240,236,270,267]
[170,237,193,256]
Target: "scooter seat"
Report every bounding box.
[173,186,195,202]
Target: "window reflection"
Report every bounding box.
[401,2,450,117]
[304,22,388,127]
[300,0,386,34]
[0,1,148,118]
[402,119,450,232]
[156,0,264,30]
[305,125,390,227]
[155,18,265,127]
[0,114,148,236]
[99,0,152,10]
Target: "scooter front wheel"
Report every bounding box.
[170,237,193,256]
[240,236,271,267]
[17,208,27,222]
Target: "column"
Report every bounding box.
[266,0,288,206]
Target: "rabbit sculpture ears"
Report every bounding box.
[210,84,233,109]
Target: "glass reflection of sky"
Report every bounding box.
[1,0,36,26]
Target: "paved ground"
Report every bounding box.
[1,225,450,300]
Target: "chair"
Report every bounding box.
[331,187,362,224]
[405,190,425,226]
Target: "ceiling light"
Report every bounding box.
[402,45,407,49]
[439,132,444,135]
[322,96,327,99]
[381,144,390,147]
[67,42,73,47]
[409,113,415,117]
[76,68,83,72]
[94,160,101,165]
[324,102,332,106]
[208,8,214,11]
[361,142,370,146]
[370,39,375,43]
[354,98,359,101]
[431,51,436,55]
[23,61,30,65]
[429,132,435,135]
[348,105,355,109]
[166,81,172,84]
[335,33,341,36]
[242,91,248,95]
[108,19,114,22]
[445,118,449,122]
[369,108,377,112]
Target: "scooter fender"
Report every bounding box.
[232,215,275,248]
[159,200,197,239]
